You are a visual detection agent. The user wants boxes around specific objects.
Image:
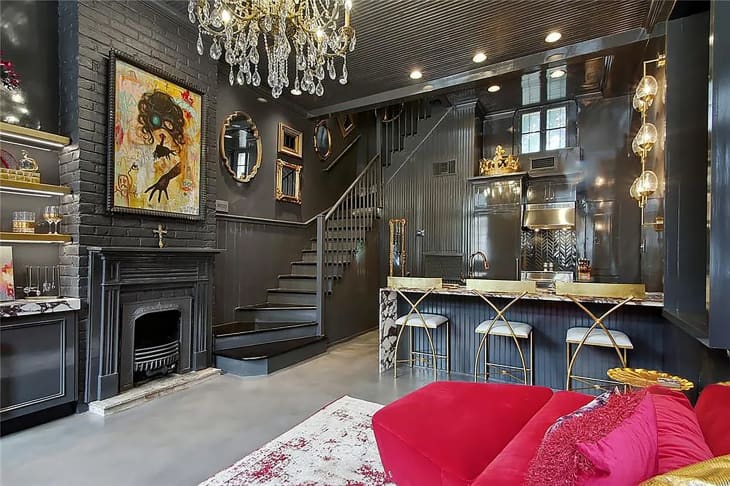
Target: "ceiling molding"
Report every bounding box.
[306,27,664,118]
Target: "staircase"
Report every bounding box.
[213,99,448,376]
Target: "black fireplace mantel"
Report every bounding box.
[85,246,222,403]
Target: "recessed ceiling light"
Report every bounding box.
[290,88,302,96]
[545,31,562,43]
[546,53,566,62]
[550,69,566,78]
[472,52,487,63]
[487,85,501,93]
[409,70,423,80]
[256,97,268,103]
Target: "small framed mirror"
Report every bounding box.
[389,218,407,276]
[275,159,302,204]
[278,123,303,159]
[220,111,262,183]
[337,113,356,137]
[313,120,332,160]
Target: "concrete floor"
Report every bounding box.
[0,331,459,486]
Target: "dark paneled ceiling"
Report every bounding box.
[165,0,657,113]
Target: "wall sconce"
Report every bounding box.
[630,54,665,231]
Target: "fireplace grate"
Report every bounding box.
[134,340,179,373]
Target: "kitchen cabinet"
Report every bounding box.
[525,178,576,203]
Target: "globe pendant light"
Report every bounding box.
[636,170,659,197]
[636,75,658,103]
[634,123,658,152]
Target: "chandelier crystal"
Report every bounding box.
[188,0,356,99]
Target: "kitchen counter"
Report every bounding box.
[381,285,664,307]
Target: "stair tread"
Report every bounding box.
[213,321,317,337]
[292,261,317,265]
[235,303,316,311]
[214,336,325,361]
[279,274,316,279]
[267,288,317,294]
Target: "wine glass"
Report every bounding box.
[44,206,61,234]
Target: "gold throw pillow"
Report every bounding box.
[641,455,730,485]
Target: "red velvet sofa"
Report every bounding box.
[372,381,730,486]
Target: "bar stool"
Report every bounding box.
[388,277,450,380]
[468,279,537,385]
[557,282,644,392]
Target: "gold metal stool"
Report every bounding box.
[388,277,450,380]
[468,279,537,385]
[557,282,645,392]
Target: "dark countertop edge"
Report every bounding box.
[87,247,224,253]
[380,287,664,308]
[662,309,712,347]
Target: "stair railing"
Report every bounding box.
[315,153,382,329]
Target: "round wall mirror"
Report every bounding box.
[313,119,332,160]
[220,111,262,183]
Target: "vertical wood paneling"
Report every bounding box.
[396,293,668,390]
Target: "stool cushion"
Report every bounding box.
[566,327,633,349]
[395,313,448,328]
[372,381,554,486]
[475,320,532,338]
[473,391,593,486]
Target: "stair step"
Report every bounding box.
[213,321,319,351]
[267,288,317,306]
[310,240,358,251]
[234,303,316,323]
[300,250,352,264]
[214,336,327,376]
[291,261,317,276]
[278,274,334,292]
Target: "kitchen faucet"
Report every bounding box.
[468,251,490,278]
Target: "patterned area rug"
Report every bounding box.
[200,396,392,486]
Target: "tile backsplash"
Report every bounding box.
[521,229,577,273]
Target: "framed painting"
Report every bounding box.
[107,50,205,220]
[0,247,15,302]
[337,113,356,138]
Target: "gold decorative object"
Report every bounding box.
[607,367,694,391]
[275,159,302,204]
[479,145,520,176]
[220,111,262,183]
[388,218,407,277]
[19,150,39,172]
[277,123,303,159]
[0,168,40,183]
[641,455,730,485]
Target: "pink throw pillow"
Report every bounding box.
[577,394,658,485]
[649,389,714,473]
[525,390,648,486]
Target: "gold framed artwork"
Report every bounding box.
[107,50,205,220]
[277,123,303,159]
[337,113,356,137]
[275,159,302,204]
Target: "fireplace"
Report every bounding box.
[86,247,220,403]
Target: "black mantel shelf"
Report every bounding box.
[87,247,224,253]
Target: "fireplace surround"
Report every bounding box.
[86,247,221,403]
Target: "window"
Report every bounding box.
[518,103,571,154]
[521,71,541,105]
[521,112,541,153]
[547,66,567,100]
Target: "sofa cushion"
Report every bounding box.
[577,394,658,485]
[372,382,554,486]
[473,391,592,486]
[694,384,730,456]
[645,387,713,473]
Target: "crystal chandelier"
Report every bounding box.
[188,0,356,98]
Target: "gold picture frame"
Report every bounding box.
[277,123,303,159]
[337,113,356,138]
[219,111,262,183]
[275,159,302,204]
[388,218,407,277]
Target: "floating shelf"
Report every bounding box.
[0,232,71,244]
[0,121,70,149]
[0,178,70,197]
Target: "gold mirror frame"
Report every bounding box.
[275,159,302,204]
[337,113,356,137]
[219,111,262,183]
[313,119,332,161]
[389,218,407,276]
[277,123,303,159]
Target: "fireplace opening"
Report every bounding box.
[133,310,181,385]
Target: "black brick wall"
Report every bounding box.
[58,0,217,403]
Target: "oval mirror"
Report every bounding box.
[220,111,262,183]
[313,119,332,160]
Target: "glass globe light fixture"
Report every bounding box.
[631,137,643,156]
[635,123,658,152]
[629,177,641,201]
[636,170,659,197]
[632,92,652,113]
[636,75,659,103]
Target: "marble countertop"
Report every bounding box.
[0,297,81,318]
[381,286,663,307]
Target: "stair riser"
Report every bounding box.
[215,339,327,377]
[292,264,317,276]
[300,252,352,264]
[325,219,374,230]
[278,277,317,291]
[268,291,317,306]
[310,240,358,251]
[214,324,318,351]
[234,308,316,323]
[321,230,371,240]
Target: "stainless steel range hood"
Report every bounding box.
[523,202,576,230]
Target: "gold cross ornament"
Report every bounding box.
[153,224,168,248]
